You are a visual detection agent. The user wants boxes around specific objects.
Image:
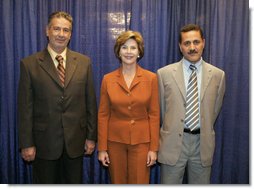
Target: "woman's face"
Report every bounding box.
[119,38,139,65]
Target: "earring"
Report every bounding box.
[138,55,140,58]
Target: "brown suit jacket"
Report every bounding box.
[18,48,97,160]
[157,60,225,166]
[98,65,160,152]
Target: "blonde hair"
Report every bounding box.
[114,30,144,62]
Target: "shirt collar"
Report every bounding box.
[182,57,202,72]
[47,45,67,62]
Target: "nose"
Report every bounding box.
[59,29,64,36]
[127,47,131,53]
[190,43,195,50]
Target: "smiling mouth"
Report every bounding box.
[56,38,66,42]
[124,56,134,59]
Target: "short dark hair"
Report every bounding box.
[114,30,144,62]
[48,11,73,30]
[179,24,204,43]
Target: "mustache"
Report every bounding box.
[188,49,198,54]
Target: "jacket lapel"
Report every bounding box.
[172,61,186,101]
[200,62,213,102]
[115,65,142,92]
[116,68,129,93]
[64,49,78,88]
[38,49,63,87]
[129,65,142,91]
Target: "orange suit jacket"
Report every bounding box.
[98,65,160,152]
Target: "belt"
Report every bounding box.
[184,128,200,134]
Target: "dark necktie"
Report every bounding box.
[55,55,65,86]
[184,64,199,131]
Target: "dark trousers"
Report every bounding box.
[32,147,83,184]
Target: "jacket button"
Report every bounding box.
[130,120,135,124]
[128,106,131,110]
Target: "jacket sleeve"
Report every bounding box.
[148,75,160,151]
[18,60,34,149]
[98,77,110,151]
[214,71,226,119]
[85,62,98,141]
[157,69,165,125]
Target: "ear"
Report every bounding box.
[46,26,49,37]
[179,43,182,53]
[202,38,206,48]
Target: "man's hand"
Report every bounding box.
[21,146,36,162]
[84,139,95,155]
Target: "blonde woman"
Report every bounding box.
[98,30,160,184]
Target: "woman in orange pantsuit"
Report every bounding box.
[98,30,160,184]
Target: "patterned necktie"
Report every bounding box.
[55,55,65,86]
[184,64,199,131]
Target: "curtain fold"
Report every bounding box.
[0,0,249,184]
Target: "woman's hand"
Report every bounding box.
[98,151,110,167]
[147,151,157,167]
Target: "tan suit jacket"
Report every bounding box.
[157,60,225,166]
[98,65,160,152]
[18,48,97,160]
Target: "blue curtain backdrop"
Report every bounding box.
[0,0,249,184]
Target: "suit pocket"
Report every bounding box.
[72,81,85,97]
[160,128,170,134]
[80,118,86,129]
[33,122,47,131]
[160,126,174,134]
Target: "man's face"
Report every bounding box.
[179,30,205,63]
[46,17,72,53]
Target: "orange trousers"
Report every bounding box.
[107,141,150,184]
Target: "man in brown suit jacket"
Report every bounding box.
[157,24,225,184]
[18,11,97,184]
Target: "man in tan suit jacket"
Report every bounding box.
[157,24,225,184]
